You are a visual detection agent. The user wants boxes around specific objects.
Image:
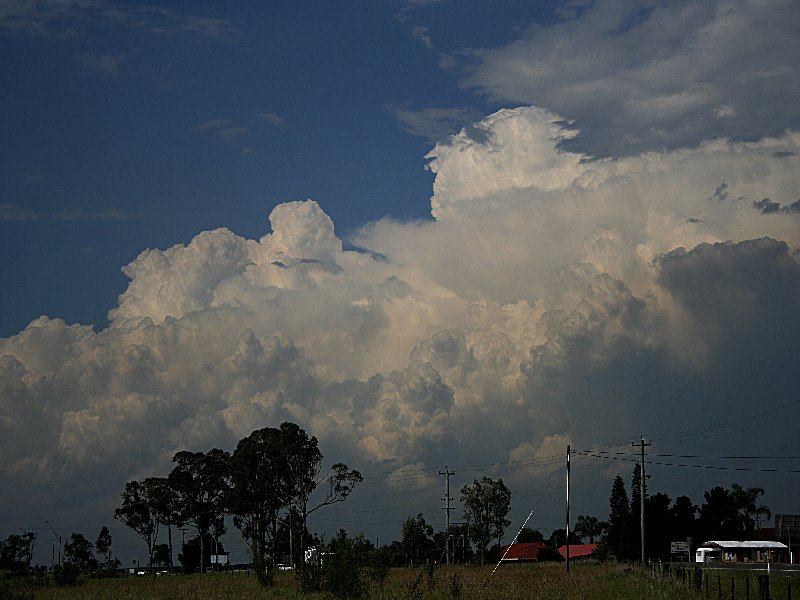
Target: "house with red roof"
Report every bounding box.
[558,543,598,560]
[499,542,549,563]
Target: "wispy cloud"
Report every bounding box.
[411,25,432,48]
[0,203,143,222]
[197,118,232,130]
[56,208,145,221]
[0,0,240,39]
[196,118,250,140]
[199,112,284,147]
[0,203,41,221]
[394,0,447,24]
[386,104,483,144]
[75,51,128,74]
[258,112,285,126]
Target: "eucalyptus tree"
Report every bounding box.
[401,513,434,567]
[63,532,96,574]
[169,448,231,573]
[149,476,183,574]
[731,483,771,535]
[460,477,511,565]
[0,532,36,574]
[95,526,120,576]
[517,527,545,543]
[280,420,322,565]
[279,422,363,568]
[114,477,163,572]
[228,426,292,582]
[574,515,607,544]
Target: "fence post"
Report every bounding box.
[695,567,703,592]
[731,577,734,600]
[757,575,769,600]
[718,574,721,599]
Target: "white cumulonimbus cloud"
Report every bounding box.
[1,106,799,534]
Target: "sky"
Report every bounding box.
[1,0,800,566]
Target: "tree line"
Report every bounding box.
[600,465,772,561]
[394,470,776,567]
[0,526,120,586]
[1,442,778,587]
[397,476,513,567]
[114,422,362,584]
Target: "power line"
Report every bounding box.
[574,450,800,473]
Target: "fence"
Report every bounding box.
[650,562,800,600]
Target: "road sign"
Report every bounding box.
[671,542,689,554]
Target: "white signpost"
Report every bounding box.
[671,541,689,556]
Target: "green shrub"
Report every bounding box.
[365,548,390,589]
[299,558,323,594]
[0,577,33,600]
[405,571,424,600]
[257,564,274,587]
[448,571,462,598]
[425,558,437,591]
[52,563,81,586]
[321,539,365,599]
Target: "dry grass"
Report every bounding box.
[5,563,701,600]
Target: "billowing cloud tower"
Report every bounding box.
[2,107,799,547]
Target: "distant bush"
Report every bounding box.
[52,563,81,586]
[0,577,33,600]
[321,537,365,599]
[448,571,462,598]
[299,557,323,594]
[365,546,391,589]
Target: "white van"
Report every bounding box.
[695,548,721,563]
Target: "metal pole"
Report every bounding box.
[631,436,650,563]
[440,466,455,565]
[566,444,570,574]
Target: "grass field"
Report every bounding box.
[5,562,800,600]
[1,562,707,600]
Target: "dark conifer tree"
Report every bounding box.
[606,474,630,560]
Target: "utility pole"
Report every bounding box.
[631,436,651,564]
[45,520,62,567]
[440,466,455,565]
[566,445,571,574]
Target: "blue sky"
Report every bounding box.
[0,0,566,336]
[2,0,800,566]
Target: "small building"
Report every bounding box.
[695,541,789,563]
[499,542,548,563]
[558,544,598,560]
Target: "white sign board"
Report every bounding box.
[671,542,689,554]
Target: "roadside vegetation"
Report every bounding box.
[1,422,791,600]
[0,562,704,600]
